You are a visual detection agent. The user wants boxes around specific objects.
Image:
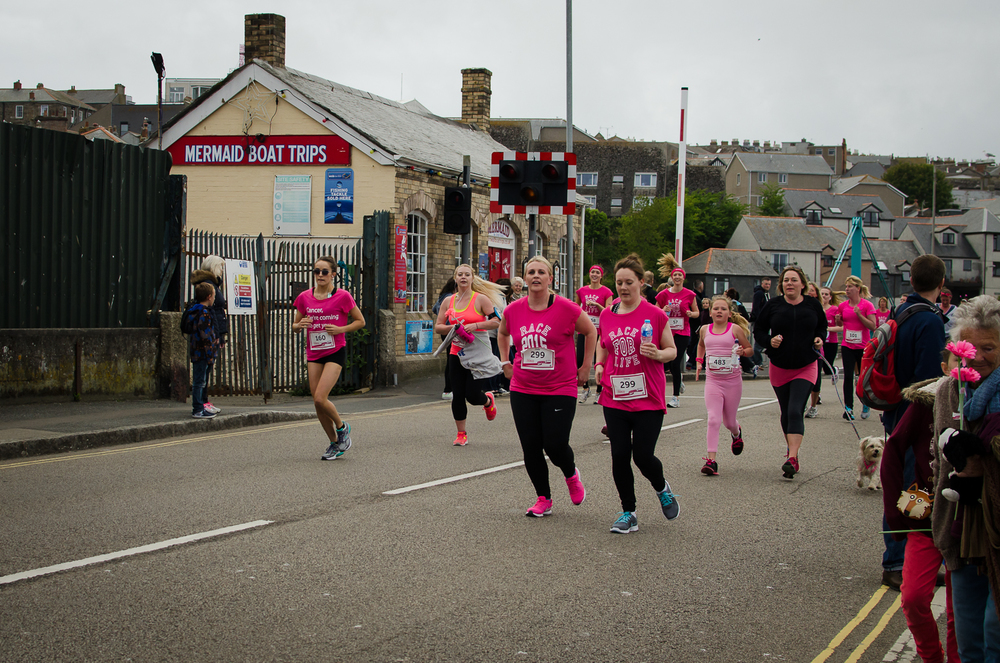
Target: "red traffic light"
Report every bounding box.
[499,162,522,181]
[541,163,560,180]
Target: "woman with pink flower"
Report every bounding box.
[930,295,1000,661]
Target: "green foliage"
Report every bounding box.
[616,190,748,279]
[581,208,621,287]
[756,184,788,216]
[882,163,954,212]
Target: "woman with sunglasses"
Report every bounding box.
[293,257,366,461]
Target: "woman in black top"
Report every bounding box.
[752,266,827,479]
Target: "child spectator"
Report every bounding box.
[185,282,220,419]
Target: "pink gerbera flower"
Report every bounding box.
[952,366,982,383]
[947,340,977,360]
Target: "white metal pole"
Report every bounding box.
[676,87,689,262]
[565,0,575,297]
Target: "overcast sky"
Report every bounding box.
[5,0,996,161]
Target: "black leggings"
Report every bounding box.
[510,392,577,499]
[841,347,864,410]
[448,354,489,421]
[773,378,813,436]
[813,342,838,393]
[666,334,690,397]
[603,407,667,512]
[576,334,599,392]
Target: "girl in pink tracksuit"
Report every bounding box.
[694,295,753,476]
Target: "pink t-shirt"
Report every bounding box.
[294,288,357,361]
[505,295,582,398]
[597,300,669,412]
[875,310,890,326]
[655,287,696,336]
[702,322,742,382]
[838,299,877,349]
[576,285,613,329]
[824,306,840,344]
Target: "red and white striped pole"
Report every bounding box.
[675,87,689,262]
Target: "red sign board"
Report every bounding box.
[167,135,351,166]
[394,225,408,304]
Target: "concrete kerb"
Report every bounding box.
[0,410,317,461]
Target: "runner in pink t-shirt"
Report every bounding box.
[498,256,596,518]
[292,257,366,461]
[575,265,613,405]
[654,266,699,407]
[596,254,680,534]
[875,297,891,327]
[835,276,877,420]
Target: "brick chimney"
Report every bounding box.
[461,68,492,132]
[245,14,286,68]
[13,80,21,91]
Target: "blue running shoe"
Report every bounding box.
[657,482,680,520]
[335,422,352,454]
[861,405,870,420]
[610,511,638,534]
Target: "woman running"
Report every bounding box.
[292,257,366,461]
[434,264,506,447]
[597,254,679,534]
[693,296,753,476]
[655,254,699,408]
[753,266,827,479]
[875,297,891,326]
[498,256,597,517]
[804,282,825,418]
[576,265,613,404]
[836,275,877,421]
[808,286,844,418]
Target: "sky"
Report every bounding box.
[4,0,997,162]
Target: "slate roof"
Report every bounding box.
[849,155,893,167]
[683,248,777,277]
[865,240,921,275]
[894,222,978,258]
[781,189,893,221]
[0,86,95,110]
[843,162,886,178]
[731,153,833,175]
[830,175,905,199]
[958,207,1000,234]
[969,198,1000,216]
[738,216,846,252]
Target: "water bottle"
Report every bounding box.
[641,319,653,344]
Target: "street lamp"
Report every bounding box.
[150,52,164,149]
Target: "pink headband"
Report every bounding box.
[671,267,686,277]
[589,265,604,276]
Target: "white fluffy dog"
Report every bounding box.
[857,435,885,490]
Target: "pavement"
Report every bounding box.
[0,375,453,461]
[0,364,769,461]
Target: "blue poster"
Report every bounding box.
[478,253,489,279]
[324,168,354,224]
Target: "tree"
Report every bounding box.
[756,183,788,216]
[882,163,954,213]
[581,207,621,287]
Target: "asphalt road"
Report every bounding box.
[0,378,945,662]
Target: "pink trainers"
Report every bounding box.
[483,391,497,421]
[453,431,468,446]
[525,496,553,517]
[566,469,586,505]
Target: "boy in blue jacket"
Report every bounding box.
[186,282,219,419]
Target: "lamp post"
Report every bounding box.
[150,52,165,149]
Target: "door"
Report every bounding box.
[489,248,511,282]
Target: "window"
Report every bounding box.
[632,196,652,209]
[611,198,623,208]
[772,253,789,272]
[779,173,787,184]
[558,237,568,296]
[942,232,956,245]
[634,173,657,188]
[120,122,129,135]
[736,173,741,186]
[612,174,624,185]
[454,235,462,268]
[993,235,1000,252]
[582,195,597,206]
[535,234,545,258]
[70,110,75,123]
[192,86,213,99]
[964,259,973,272]
[758,172,767,183]
[576,172,598,187]
[822,255,834,267]
[168,87,184,103]
[815,149,823,155]
[901,269,911,283]
[805,209,822,225]
[15,105,23,119]
[994,263,1000,278]
[406,213,428,312]
[943,259,953,278]
[828,148,836,155]
[39,105,48,117]
[863,211,879,227]
[713,279,730,295]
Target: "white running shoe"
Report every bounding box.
[805,406,818,418]
[667,396,680,408]
[442,392,453,401]
[579,388,591,405]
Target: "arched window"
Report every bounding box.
[406,212,428,312]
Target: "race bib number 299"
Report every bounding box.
[611,373,648,401]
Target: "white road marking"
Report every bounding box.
[0,520,274,586]
[383,462,526,495]
[737,399,779,411]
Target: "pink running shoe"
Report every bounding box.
[566,469,586,505]
[483,391,497,421]
[525,496,553,517]
[453,431,468,446]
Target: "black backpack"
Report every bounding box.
[179,300,199,335]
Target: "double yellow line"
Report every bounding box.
[811,585,902,663]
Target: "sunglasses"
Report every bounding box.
[313,268,331,276]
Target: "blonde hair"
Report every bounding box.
[805,281,820,298]
[657,253,681,279]
[710,294,750,337]
[523,255,558,296]
[820,286,844,307]
[844,275,871,299]
[454,263,506,310]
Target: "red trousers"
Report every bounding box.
[901,532,960,663]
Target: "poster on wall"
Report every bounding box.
[478,253,489,279]
[273,175,311,236]
[224,259,257,315]
[394,225,407,304]
[553,261,561,292]
[324,168,354,224]
[405,320,434,354]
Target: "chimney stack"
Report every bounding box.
[13,80,21,91]
[244,14,286,68]
[461,68,492,132]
